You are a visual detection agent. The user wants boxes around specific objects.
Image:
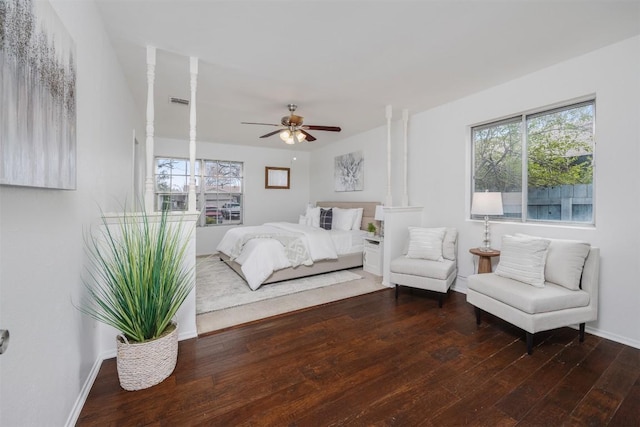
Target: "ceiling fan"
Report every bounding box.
[241,104,341,144]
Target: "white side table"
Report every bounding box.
[363,235,383,276]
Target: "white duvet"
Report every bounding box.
[216,222,342,290]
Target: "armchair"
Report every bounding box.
[390,227,458,307]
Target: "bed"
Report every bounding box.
[217,201,380,290]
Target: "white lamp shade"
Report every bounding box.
[471,192,504,216]
[374,205,385,221]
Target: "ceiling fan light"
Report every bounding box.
[279,129,291,142]
[295,130,306,142]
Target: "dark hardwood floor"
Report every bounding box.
[78,289,640,426]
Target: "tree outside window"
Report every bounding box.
[472,100,594,224]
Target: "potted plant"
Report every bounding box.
[367,222,377,236]
[79,208,194,391]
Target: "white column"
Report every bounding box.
[385,105,393,207]
[401,109,409,207]
[188,57,198,213]
[144,46,156,212]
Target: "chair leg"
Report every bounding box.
[474,307,481,325]
[526,332,534,355]
[579,323,586,342]
[395,284,399,299]
[438,293,444,308]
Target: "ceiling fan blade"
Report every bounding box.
[241,122,281,127]
[303,125,341,132]
[299,129,316,142]
[259,129,283,138]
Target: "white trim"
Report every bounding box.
[64,354,104,427]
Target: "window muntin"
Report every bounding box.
[154,158,243,226]
[472,100,595,225]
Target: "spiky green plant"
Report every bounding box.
[80,209,194,342]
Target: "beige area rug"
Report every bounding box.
[196,255,387,335]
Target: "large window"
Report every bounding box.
[155,158,243,226]
[472,100,595,224]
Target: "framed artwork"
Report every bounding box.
[334,151,364,192]
[265,166,290,189]
[1,0,77,189]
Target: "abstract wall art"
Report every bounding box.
[334,151,364,192]
[1,0,77,189]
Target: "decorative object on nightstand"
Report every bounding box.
[469,247,500,274]
[374,204,385,237]
[363,235,383,276]
[471,190,503,251]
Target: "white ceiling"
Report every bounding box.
[95,0,640,151]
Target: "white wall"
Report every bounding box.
[309,125,401,205]
[155,138,311,255]
[0,1,142,425]
[311,36,640,348]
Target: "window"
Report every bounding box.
[155,158,243,226]
[472,100,595,224]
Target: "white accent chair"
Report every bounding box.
[390,228,458,307]
[467,236,599,355]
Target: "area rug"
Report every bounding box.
[196,255,364,315]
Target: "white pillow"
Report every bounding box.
[406,227,446,261]
[351,208,364,230]
[305,206,320,228]
[516,234,590,290]
[495,235,550,288]
[442,228,458,261]
[298,215,310,226]
[332,207,357,231]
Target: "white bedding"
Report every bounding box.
[217,222,355,290]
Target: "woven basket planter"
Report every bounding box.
[116,322,179,391]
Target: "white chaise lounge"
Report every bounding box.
[467,235,599,354]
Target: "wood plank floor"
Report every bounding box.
[78,289,640,426]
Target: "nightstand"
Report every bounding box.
[363,235,383,276]
[469,248,500,274]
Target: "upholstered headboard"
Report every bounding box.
[316,201,381,231]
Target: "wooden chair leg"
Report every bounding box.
[526,332,534,355]
[475,307,481,325]
[438,294,444,308]
[579,323,586,342]
[395,284,399,299]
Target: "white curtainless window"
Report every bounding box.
[155,157,244,227]
[471,99,595,225]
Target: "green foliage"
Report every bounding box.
[367,222,376,233]
[80,209,194,343]
[474,103,593,191]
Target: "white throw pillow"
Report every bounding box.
[298,215,310,226]
[442,228,458,261]
[406,227,446,261]
[516,234,590,290]
[305,206,320,228]
[332,207,357,231]
[495,235,550,288]
[351,208,364,230]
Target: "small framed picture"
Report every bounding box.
[265,166,290,189]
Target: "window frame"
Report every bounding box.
[154,157,244,227]
[471,98,596,227]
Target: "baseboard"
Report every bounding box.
[64,352,105,427]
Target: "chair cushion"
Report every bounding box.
[406,227,446,261]
[494,234,550,288]
[516,234,590,291]
[468,273,590,315]
[390,256,456,281]
[443,228,458,261]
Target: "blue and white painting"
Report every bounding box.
[0,0,77,189]
[334,151,364,192]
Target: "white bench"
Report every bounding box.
[467,236,599,354]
